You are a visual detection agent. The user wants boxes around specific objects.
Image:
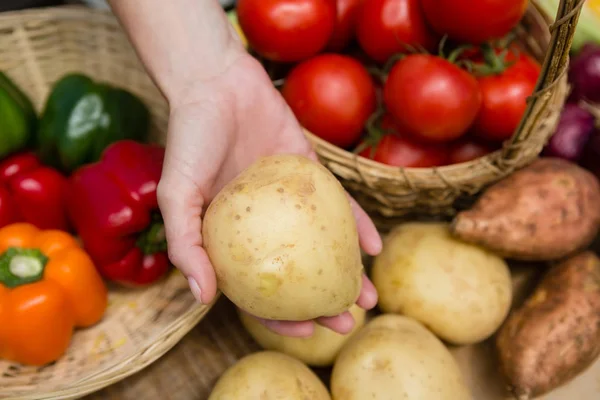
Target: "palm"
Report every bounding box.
[166,54,313,202]
[158,53,379,337]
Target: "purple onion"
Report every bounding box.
[568,43,600,104]
[543,104,596,161]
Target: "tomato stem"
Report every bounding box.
[0,247,48,288]
[471,43,517,77]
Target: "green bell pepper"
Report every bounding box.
[37,73,150,173]
[0,71,37,159]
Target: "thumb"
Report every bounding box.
[157,175,218,305]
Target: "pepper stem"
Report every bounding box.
[137,212,168,255]
[0,248,48,288]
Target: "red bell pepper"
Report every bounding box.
[66,140,170,286]
[0,152,70,231]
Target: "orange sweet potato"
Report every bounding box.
[495,251,600,399]
[451,158,600,261]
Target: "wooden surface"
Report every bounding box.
[85,265,600,400]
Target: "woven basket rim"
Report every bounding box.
[0,6,220,400]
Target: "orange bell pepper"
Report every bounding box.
[0,223,108,366]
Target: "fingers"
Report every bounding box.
[348,194,382,256]
[356,274,378,310]
[157,177,218,305]
[255,317,316,338]
[316,311,355,335]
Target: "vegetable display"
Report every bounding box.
[208,351,331,400]
[37,73,150,173]
[0,151,70,231]
[452,158,600,261]
[330,314,472,400]
[383,53,483,143]
[496,251,600,399]
[202,154,362,321]
[231,0,546,168]
[236,0,337,63]
[469,46,541,142]
[282,54,377,148]
[371,222,512,345]
[66,140,170,286]
[419,0,529,44]
[0,71,37,159]
[238,304,366,367]
[355,0,439,63]
[0,223,107,366]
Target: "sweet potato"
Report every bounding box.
[495,251,600,399]
[451,158,600,261]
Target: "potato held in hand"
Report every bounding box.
[239,304,366,367]
[452,158,600,261]
[331,314,472,400]
[208,351,331,400]
[496,251,600,400]
[371,222,512,345]
[203,154,363,321]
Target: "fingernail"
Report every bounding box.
[188,277,204,304]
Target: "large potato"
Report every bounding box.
[331,314,472,400]
[496,251,600,399]
[208,351,331,400]
[239,304,367,367]
[202,154,362,321]
[452,158,600,261]
[371,222,512,345]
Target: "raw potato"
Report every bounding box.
[202,154,363,321]
[239,304,367,367]
[208,351,331,400]
[451,158,600,261]
[330,314,472,400]
[496,251,600,400]
[371,222,512,345]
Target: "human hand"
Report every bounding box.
[157,51,382,337]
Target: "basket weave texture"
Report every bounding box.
[304,0,585,222]
[0,7,216,400]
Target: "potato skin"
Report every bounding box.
[202,155,362,321]
[371,222,512,345]
[330,314,472,400]
[239,304,366,367]
[451,158,600,261]
[496,251,600,399]
[208,351,331,400]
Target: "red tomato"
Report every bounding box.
[420,0,529,44]
[237,0,336,63]
[282,54,377,148]
[448,140,496,164]
[358,115,448,167]
[470,50,541,142]
[383,54,482,143]
[327,0,364,51]
[355,0,439,64]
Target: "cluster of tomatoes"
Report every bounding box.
[236,0,540,168]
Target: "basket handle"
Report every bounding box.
[500,0,587,166]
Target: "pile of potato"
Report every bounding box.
[203,155,600,400]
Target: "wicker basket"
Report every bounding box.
[304,0,586,225]
[0,6,217,400]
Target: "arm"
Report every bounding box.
[107,0,245,104]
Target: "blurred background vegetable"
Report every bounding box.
[0,72,37,159]
[536,0,600,52]
[37,73,150,173]
[568,43,600,104]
